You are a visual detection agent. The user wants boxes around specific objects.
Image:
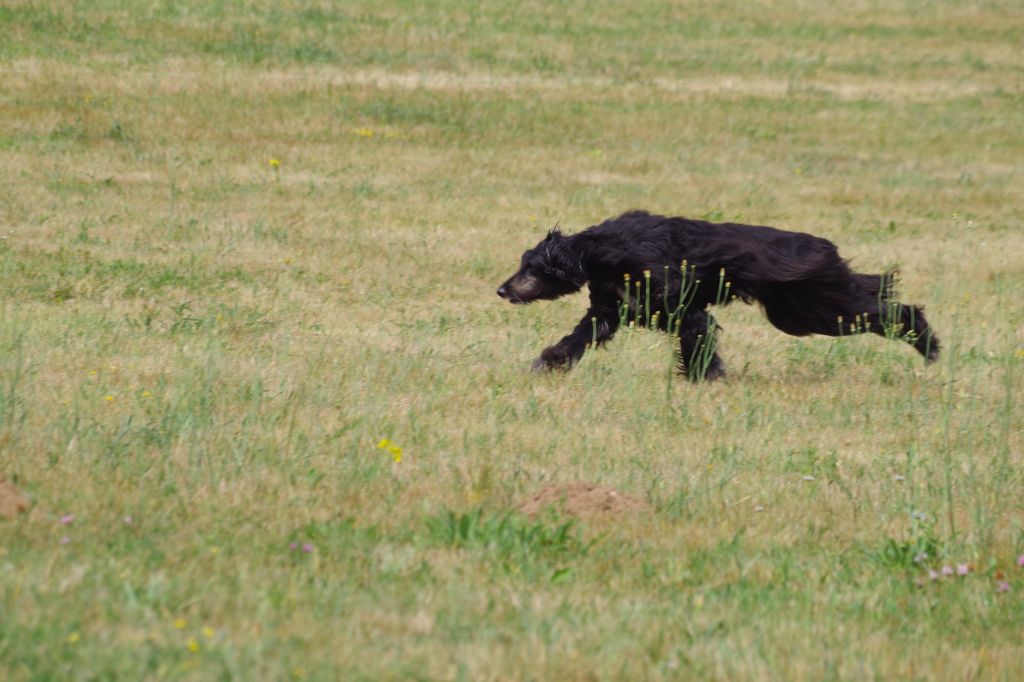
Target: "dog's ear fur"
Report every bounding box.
[541,230,586,286]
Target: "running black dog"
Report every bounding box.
[497,210,939,381]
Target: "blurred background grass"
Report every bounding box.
[1,1,1022,679]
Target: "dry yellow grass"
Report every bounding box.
[1,0,1022,679]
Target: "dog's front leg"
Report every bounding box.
[677,309,726,382]
[531,295,620,372]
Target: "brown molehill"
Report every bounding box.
[515,481,651,519]
[0,475,29,519]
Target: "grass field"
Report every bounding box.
[1,1,1023,679]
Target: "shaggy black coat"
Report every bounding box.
[497,210,939,380]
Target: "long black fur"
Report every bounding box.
[496,210,940,381]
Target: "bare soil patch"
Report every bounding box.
[516,481,651,519]
[0,475,29,519]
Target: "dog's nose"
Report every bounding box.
[497,285,508,298]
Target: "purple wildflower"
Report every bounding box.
[289,542,299,551]
[928,569,940,581]
[60,514,74,525]
[957,563,969,576]
[941,565,953,577]
[997,581,1011,593]
[302,543,314,553]
[1017,554,1024,568]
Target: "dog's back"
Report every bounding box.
[582,210,846,289]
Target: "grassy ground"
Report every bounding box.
[1,1,1023,679]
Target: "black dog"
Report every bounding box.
[497,210,939,381]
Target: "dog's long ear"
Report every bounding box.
[542,230,586,286]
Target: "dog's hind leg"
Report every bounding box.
[763,282,940,362]
[861,302,941,363]
[531,292,620,372]
[845,271,939,361]
[677,309,725,382]
[761,284,849,337]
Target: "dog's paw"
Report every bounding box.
[701,362,727,382]
[530,346,571,372]
[682,359,726,382]
[530,356,551,372]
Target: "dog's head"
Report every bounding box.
[497,229,585,304]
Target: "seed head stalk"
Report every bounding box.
[668,262,699,333]
[635,281,643,327]
[662,266,671,326]
[620,273,631,327]
[643,270,652,328]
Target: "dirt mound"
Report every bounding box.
[516,481,651,519]
[0,475,29,519]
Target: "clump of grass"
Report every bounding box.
[424,508,595,579]
[867,511,944,572]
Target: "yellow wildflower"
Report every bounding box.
[201,626,215,639]
[377,438,402,462]
[174,618,187,629]
[186,637,200,653]
[67,632,80,644]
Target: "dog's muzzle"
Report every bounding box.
[497,282,526,303]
